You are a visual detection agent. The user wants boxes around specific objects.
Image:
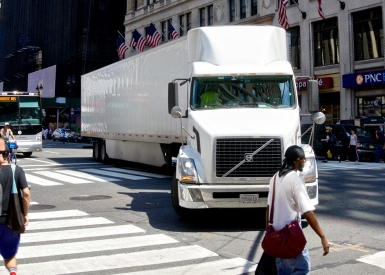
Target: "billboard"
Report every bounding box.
[27,65,56,98]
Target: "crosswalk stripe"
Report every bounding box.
[80,168,150,180]
[17,245,218,275]
[26,173,63,186]
[55,169,121,182]
[103,167,170,178]
[357,251,385,269]
[17,234,178,259]
[123,257,257,275]
[33,171,92,184]
[29,210,88,220]
[28,217,113,231]
[21,224,145,243]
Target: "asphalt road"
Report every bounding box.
[2,140,384,275]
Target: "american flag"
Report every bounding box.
[116,36,128,60]
[278,0,289,30]
[169,21,180,40]
[129,30,146,52]
[146,23,161,47]
[318,0,326,20]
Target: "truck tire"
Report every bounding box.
[171,173,190,218]
[23,152,32,157]
[93,139,101,162]
[100,141,109,164]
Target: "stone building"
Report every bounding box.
[123,0,384,123]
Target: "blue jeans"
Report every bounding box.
[276,214,311,275]
[375,145,384,163]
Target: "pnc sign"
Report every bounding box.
[343,69,385,88]
[296,77,333,91]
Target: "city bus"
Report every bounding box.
[0,91,43,157]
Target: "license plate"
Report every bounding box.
[240,194,259,203]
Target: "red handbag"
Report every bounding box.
[262,174,307,259]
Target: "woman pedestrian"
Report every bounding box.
[346,129,358,162]
[266,146,329,274]
[321,126,332,162]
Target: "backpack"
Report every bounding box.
[329,133,337,144]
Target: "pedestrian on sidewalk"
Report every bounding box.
[0,139,30,275]
[321,126,332,162]
[347,129,359,162]
[266,145,329,274]
[375,127,384,163]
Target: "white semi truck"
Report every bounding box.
[81,26,319,216]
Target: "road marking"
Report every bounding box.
[33,171,92,184]
[26,174,63,186]
[357,252,385,269]
[103,167,170,178]
[80,168,150,180]
[55,169,121,182]
[41,150,60,154]
[329,242,369,253]
[17,245,217,275]
[20,162,99,167]
[28,217,113,231]
[21,224,145,243]
[25,158,58,165]
[125,258,257,275]
[17,234,178,259]
[29,210,89,220]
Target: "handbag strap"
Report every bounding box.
[10,164,17,194]
[268,174,277,225]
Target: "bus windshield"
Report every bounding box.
[191,75,296,110]
[0,96,41,125]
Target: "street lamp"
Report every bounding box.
[66,76,75,130]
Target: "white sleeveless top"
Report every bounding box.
[350,134,357,146]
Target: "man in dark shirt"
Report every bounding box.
[375,128,385,163]
[0,139,30,275]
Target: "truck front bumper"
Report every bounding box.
[178,180,318,209]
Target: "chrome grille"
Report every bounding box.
[216,138,282,177]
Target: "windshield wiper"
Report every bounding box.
[201,104,230,109]
[239,102,278,109]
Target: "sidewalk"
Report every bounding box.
[316,159,385,171]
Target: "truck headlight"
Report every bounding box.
[36,132,42,141]
[300,157,316,183]
[179,158,198,183]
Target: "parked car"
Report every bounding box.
[301,124,377,161]
[52,128,70,142]
[68,132,91,143]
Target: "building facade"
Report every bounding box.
[123,0,385,123]
[0,0,127,128]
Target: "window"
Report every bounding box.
[251,0,257,16]
[200,8,206,27]
[313,17,339,67]
[240,0,246,19]
[179,14,185,36]
[167,19,172,40]
[358,96,385,117]
[353,7,384,61]
[208,5,213,26]
[230,0,235,22]
[186,13,191,32]
[287,26,301,69]
[161,21,167,42]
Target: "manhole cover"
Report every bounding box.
[29,204,56,210]
[69,195,112,201]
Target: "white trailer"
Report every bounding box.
[81,26,319,216]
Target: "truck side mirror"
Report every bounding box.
[168,82,178,114]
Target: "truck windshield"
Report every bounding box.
[191,75,296,109]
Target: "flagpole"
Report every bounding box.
[117,30,130,45]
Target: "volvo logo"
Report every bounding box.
[244,153,254,162]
